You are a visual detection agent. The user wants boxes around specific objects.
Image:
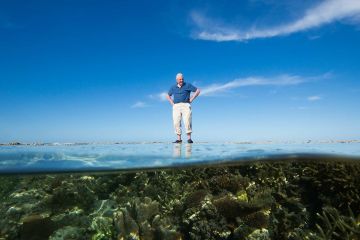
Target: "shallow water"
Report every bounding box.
[0,142,359,173]
[0,143,360,239]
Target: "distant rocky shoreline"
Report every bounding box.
[1,139,360,146]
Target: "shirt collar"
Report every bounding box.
[176,82,186,88]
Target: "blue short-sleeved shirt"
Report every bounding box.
[168,82,198,104]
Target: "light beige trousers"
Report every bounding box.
[172,102,192,135]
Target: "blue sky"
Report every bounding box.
[1,0,360,142]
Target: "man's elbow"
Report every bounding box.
[197,89,201,95]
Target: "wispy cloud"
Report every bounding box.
[308,35,321,40]
[131,101,148,108]
[307,95,322,101]
[150,73,329,100]
[149,92,168,102]
[191,0,360,41]
[201,74,321,96]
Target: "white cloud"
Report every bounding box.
[201,74,311,96]
[308,35,321,40]
[191,0,360,41]
[307,95,322,101]
[131,101,147,108]
[150,73,329,99]
[149,92,168,102]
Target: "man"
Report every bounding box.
[166,73,201,143]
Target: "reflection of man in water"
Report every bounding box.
[185,143,192,158]
[173,143,192,158]
[166,73,201,143]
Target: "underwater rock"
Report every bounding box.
[268,187,309,239]
[213,194,245,220]
[51,179,97,212]
[6,206,25,220]
[314,206,360,240]
[236,189,248,202]
[20,215,56,240]
[134,197,159,223]
[232,221,253,239]
[246,228,270,240]
[49,226,86,240]
[244,211,269,229]
[209,173,249,194]
[182,195,230,240]
[0,184,52,239]
[1,158,360,240]
[51,206,90,228]
[213,192,272,222]
[142,171,185,209]
[155,225,183,240]
[90,216,114,240]
[0,176,20,202]
[114,197,161,239]
[114,208,139,238]
[249,189,274,209]
[116,196,181,239]
[88,198,159,240]
[183,189,209,210]
[8,188,49,211]
[301,162,360,213]
[92,174,130,200]
[91,199,118,218]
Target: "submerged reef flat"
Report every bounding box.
[0,158,360,239]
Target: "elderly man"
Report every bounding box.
[166,73,201,143]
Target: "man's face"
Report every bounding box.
[176,76,184,86]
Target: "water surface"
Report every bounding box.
[0,142,359,174]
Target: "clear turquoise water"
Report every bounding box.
[1,142,360,239]
[0,142,359,173]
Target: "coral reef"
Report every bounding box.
[0,157,359,239]
[49,226,86,240]
[315,206,360,240]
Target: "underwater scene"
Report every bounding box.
[0,142,360,240]
[3,0,360,239]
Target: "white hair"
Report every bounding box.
[176,73,183,79]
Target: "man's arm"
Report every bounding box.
[190,88,201,103]
[166,94,174,105]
